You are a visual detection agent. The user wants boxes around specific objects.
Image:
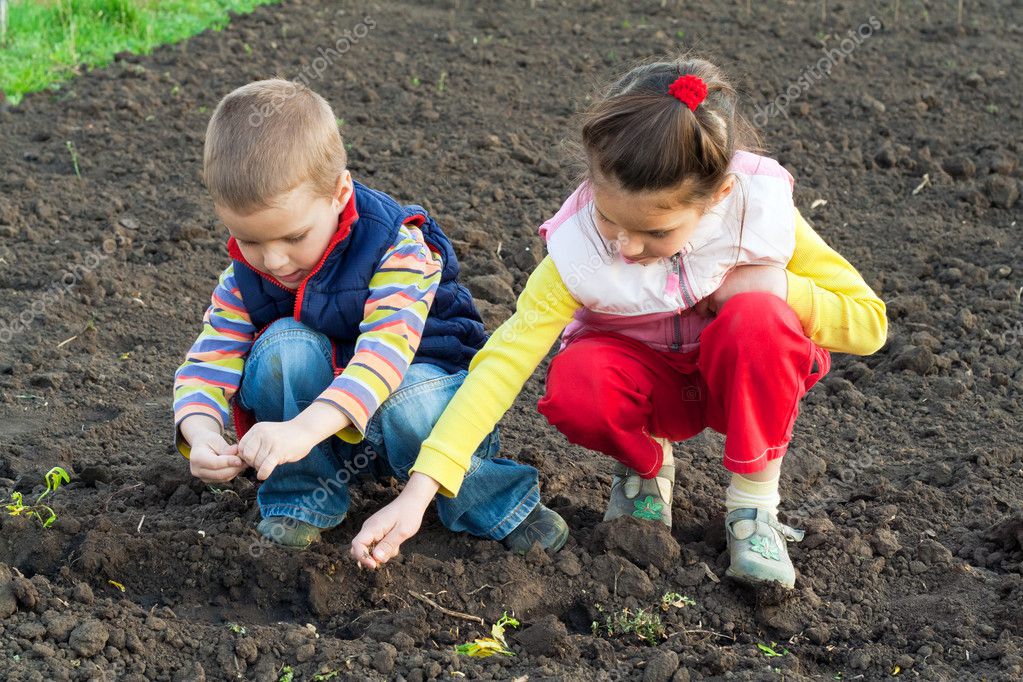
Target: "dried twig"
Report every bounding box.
[912,173,931,196]
[666,626,736,642]
[408,590,485,625]
[102,482,143,512]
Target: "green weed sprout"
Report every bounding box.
[455,612,520,658]
[66,141,81,177]
[661,592,696,610]
[757,641,790,657]
[592,605,665,645]
[5,466,70,528]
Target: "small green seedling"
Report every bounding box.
[661,592,696,610]
[592,605,665,645]
[5,466,71,528]
[66,141,81,178]
[757,641,789,657]
[312,671,341,681]
[455,612,519,658]
[277,665,294,682]
[227,623,246,635]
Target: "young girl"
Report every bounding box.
[351,57,887,589]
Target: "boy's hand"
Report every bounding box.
[237,421,318,481]
[351,472,440,569]
[188,431,246,483]
[695,264,788,317]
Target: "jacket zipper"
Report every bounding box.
[670,254,684,352]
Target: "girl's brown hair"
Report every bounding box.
[581,56,761,206]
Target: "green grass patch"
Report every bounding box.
[0,0,281,104]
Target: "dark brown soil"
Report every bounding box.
[2,1,1022,680]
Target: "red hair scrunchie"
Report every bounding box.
[668,74,708,111]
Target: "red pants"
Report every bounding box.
[537,292,830,477]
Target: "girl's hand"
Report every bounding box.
[237,420,318,481]
[696,264,788,317]
[350,472,440,569]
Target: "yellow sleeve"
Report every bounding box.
[785,209,888,355]
[410,256,581,497]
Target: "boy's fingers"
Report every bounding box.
[257,455,278,481]
[200,453,244,470]
[192,465,233,482]
[252,440,272,472]
[213,440,239,457]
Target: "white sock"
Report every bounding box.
[724,473,780,516]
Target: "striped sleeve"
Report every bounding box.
[172,264,254,457]
[315,222,442,440]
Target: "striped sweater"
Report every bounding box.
[173,222,441,455]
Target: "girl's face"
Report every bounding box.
[591,175,734,265]
[217,173,352,287]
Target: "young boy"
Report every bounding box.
[172,79,568,554]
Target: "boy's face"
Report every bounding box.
[217,173,353,287]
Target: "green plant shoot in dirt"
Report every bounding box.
[757,641,790,657]
[66,140,81,177]
[5,466,71,528]
[661,592,696,610]
[592,605,665,645]
[455,612,520,658]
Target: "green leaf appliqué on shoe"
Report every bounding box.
[632,495,664,521]
[750,534,781,561]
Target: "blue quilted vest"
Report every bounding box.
[229,182,487,375]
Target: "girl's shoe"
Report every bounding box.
[502,504,569,553]
[257,516,339,549]
[724,507,805,589]
[604,438,674,528]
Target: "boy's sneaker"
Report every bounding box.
[502,504,569,554]
[604,438,674,528]
[724,507,805,589]
[257,516,338,549]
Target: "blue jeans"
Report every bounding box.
[238,318,540,540]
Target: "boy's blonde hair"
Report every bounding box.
[203,79,347,214]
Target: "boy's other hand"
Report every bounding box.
[350,472,440,569]
[237,420,317,481]
[189,431,246,483]
[695,264,788,317]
